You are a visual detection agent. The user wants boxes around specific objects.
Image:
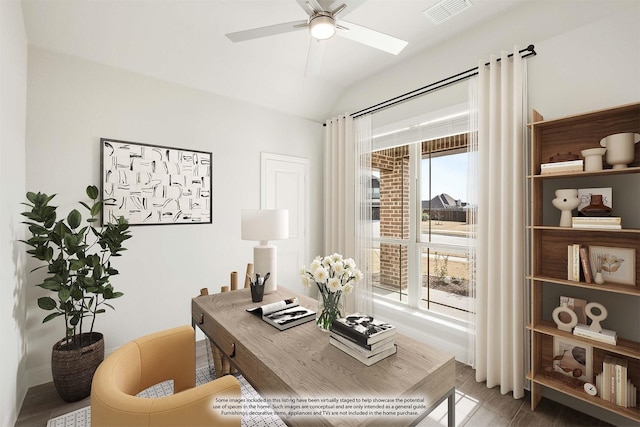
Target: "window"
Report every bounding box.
[369,107,475,322]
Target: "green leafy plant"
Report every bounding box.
[21,185,131,349]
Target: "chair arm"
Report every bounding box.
[148,375,241,427]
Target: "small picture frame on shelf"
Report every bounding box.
[553,337,593,383]
[589,245,636,286]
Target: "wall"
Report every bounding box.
[24,47,324,386]
[330,3,639,425]
[0,0,28,425]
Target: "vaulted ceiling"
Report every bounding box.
[20,0,630,122]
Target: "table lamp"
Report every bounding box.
[241,209,289,294]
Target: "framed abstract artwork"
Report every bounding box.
[101,138,213,225]
[589,245,636,286]
[552,336,593,383]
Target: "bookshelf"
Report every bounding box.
[527,102,640,423]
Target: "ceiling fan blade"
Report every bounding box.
[296,0,317,15]
[337,20,408,55]
[226,20,308,43]
[305,38,327,76]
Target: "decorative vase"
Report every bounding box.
[580,194,612,217]
[551,189,581,227]
[580,147,606,172]
[316,291,344,331]
[51,332,104,402]
[600,132,640,169]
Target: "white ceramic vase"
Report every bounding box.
[600,132,640,169]
[551,189,580,227]
[580,147,606,172]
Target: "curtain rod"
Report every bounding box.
[349,44,536,119]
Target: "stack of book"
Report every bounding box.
[329,313,397,366]
[572,216,622,229]
[567,244,593,283]
[540,159,583,175]
[595,356,637,408]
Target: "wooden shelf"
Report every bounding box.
[529,225,640,234]
[531,320,640,359]
[528,275,640,296]
[528,103,640,421]
[528,165,640,180]
[529,372,640,422]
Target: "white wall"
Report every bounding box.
[24,47,324,386]
[0,0,28,425]
[332,1,640,119]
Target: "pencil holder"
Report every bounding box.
[251,284,264,302]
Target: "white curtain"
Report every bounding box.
[474,47,526,398]
[354,114,373,315]
[324,114,373,314]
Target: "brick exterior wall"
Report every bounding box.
[371,135,469,291]
[373,148,409,290]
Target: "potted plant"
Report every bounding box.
[21,185,131,402]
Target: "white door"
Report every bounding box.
[261,153,309,295]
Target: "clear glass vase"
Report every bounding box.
[316,291,344,331]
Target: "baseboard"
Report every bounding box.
[27,346,118,388]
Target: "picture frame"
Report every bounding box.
[589,245,636,286]
[552,336,593,383]
[101,138,213,225]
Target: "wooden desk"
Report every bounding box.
[192,287,455,427]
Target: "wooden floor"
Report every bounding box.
[15,341,611,427]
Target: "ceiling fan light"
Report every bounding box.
[310,15,336,40]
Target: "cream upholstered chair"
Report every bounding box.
[91,325,241,427]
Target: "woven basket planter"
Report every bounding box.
[51,332,104,402]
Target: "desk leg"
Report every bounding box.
[410,387,455,427]
[447,388,455,427]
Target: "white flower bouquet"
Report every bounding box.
[300,253,363,330]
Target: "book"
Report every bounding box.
[579,247,593,283]
[572,216,621,224]
[330,313,396,347]
[329,331,395,355]
[573,324,617,345]
[567,244,580,281]
[541,159,583,168]
[572,244,580,282]
[540,160,584,175]
[572,223,622,230]
[329,336,397,366]
[567,245,573,281]
[246,297,315,331]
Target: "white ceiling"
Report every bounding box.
[19,0,627,123]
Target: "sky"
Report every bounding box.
[421,152,469,203]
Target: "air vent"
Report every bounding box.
[423,0,473,25]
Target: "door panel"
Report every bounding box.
[261,153,309,295]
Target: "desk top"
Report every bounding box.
[193,287,455,426]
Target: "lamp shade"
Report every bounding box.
[241,209,289,242]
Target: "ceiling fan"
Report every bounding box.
[225,0,409,75]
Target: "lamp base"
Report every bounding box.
[254,245,277,294]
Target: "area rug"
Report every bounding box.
[46,366,286,427]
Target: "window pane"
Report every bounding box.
[420,247,471,319]
[372,147,409,240]
[421,145,470,243]
[372,241,408,304]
